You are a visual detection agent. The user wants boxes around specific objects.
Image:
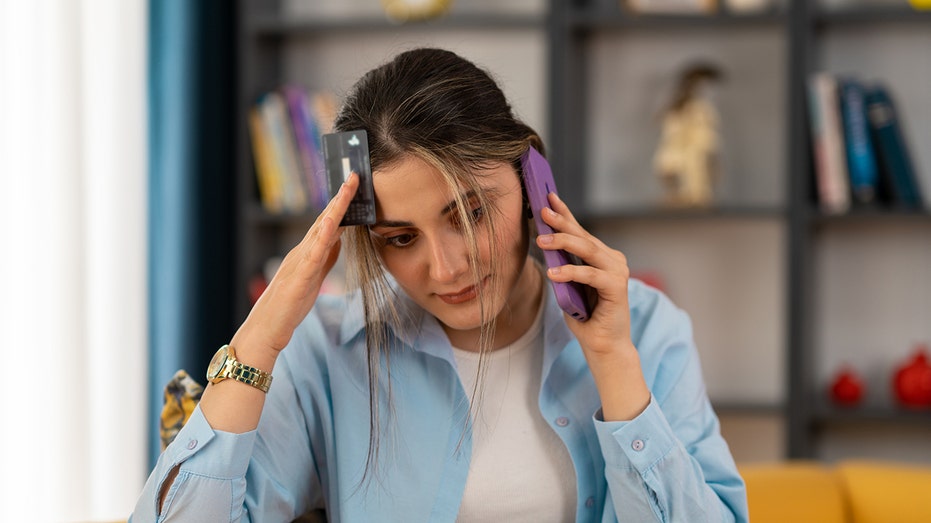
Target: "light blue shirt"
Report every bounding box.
[131,279,748,522]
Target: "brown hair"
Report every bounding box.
[333,47,544,483]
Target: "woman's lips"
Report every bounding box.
[437,277,488,305]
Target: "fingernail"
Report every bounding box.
[545,207,558,218]
[539,234,553,245]
[548,266,561,275]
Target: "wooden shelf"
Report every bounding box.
[713,401,784,416]
[812,402,931,427]
[814,5,931,27]
[567,8,785,30]
[583,205,786,223]
[808,206,931,227]
[247,13,543,37]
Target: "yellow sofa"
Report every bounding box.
[740,460,931,523]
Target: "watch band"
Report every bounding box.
[227,358,273,393]
[208,344,273,393]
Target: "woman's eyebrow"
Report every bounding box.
[372,190,480,229]
[440,190,478,216]
[371,219,413,229]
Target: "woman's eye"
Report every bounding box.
[453,206,484,230]
[386,233,416,248]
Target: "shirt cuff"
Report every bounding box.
[593,395,678,475]
[165,403,258,480]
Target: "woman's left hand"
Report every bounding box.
[535,192,651,420]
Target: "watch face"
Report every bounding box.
[207,345,230,380]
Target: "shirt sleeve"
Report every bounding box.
[129,404,257,522]
[129,348,323,523]
[592,288,749,523]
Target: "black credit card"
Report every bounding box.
[322,130,375,226]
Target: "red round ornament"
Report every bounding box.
[829,366,865,407]
[892,345,931,409]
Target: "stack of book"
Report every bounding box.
[807,72,924,215]
[248,86,338,214]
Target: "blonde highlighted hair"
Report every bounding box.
[333,48,545,483]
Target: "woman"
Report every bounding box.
[132,48,747,522]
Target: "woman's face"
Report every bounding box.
[369,154,539,349]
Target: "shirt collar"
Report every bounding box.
[337,276,577,368]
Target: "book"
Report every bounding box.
[838,77,879,205]
[808,72,851,215]
[246,87,340,214]
[865,83,924,210]
[247,105,284,213]
[258,92,308,213]
[282,85,327,211]
[307,91,339,209]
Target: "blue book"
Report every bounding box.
[839,78,879,204]
[865,84,924,209]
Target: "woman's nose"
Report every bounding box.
[428,235,469,284]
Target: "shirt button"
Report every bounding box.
[555,416,570,427]
[585,497,595,508]
[632,439,645,451]
[187,438,198,450]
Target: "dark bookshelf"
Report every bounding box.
[787,0,931,459]
[235,0,931,462]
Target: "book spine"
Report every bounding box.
[282,85,326,211]
[260,92,308,214]
[838,78,879,205]
[247,105,284,214]
[808,72,851,214]
[309,92,339,206]
[865,84,924,209]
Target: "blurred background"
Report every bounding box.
[1,0,929,521]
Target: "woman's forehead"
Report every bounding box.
[372,156,519,220]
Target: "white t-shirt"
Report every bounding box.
[452,299,577,522]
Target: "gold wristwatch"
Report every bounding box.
[206,344,273,393]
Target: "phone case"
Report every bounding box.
[520,147,593,321]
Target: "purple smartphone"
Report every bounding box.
[520,146,595,322]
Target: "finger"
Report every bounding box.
[545,192,583,231]
[536,202,618,268]
[547,262,629,302]
[298,172,360,249]
[539,235,629,285]
[317,171,361,229]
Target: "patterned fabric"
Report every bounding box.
[159,369,204,450]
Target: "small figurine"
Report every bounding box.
[653,62,724,208]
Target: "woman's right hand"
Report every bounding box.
[230,172,361,364]
[162,176,361,504]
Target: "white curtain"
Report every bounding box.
[0,1,148,521]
